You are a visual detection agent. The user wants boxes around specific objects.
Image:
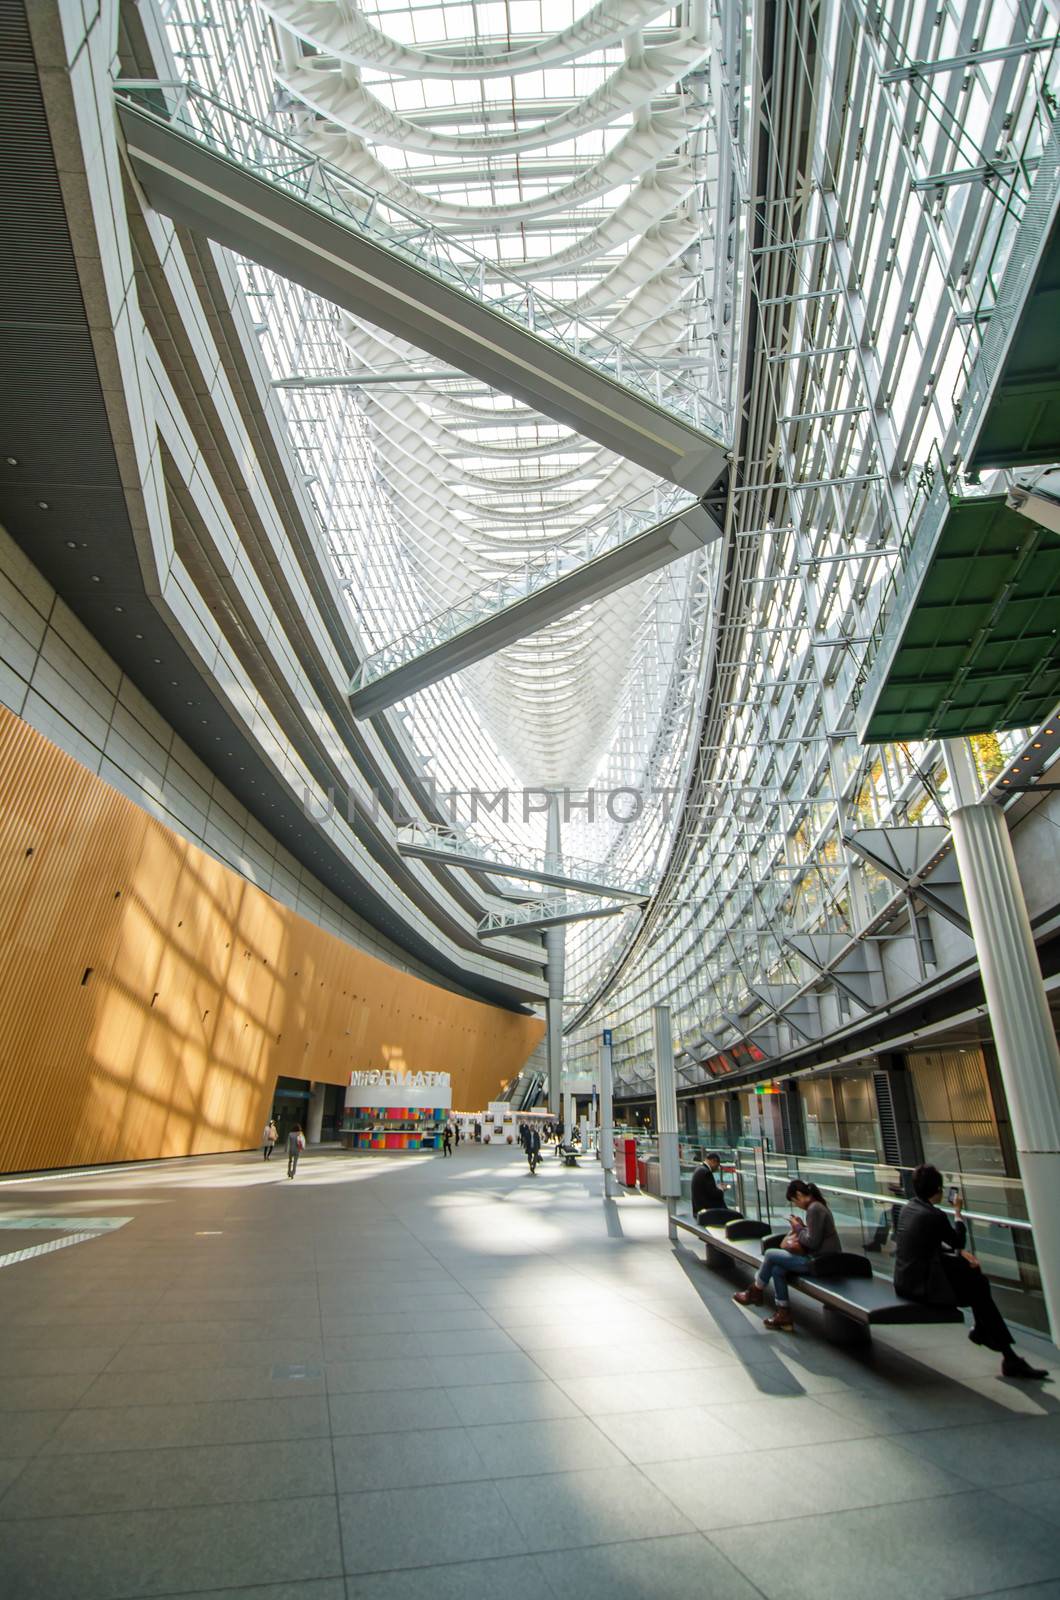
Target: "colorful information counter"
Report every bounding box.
[341,1068,451,1152]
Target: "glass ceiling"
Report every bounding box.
[162,0,728,871]
[157,0,1058,1081]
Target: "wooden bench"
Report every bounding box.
[674,1212,964,1347]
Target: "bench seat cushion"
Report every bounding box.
[794,1270,964,1325]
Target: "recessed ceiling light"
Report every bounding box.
[36,500,48,510]
[114,605,123,613]
[90,574,101,582]
[65,540,77,549]
[5,456,17,465]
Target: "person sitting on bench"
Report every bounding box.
[733,1179,841,1332]
[691,1152,730,1219]
[894,1165,1047,1381]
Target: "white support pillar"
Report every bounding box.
[599,1029,615,1198]
[562,1087,574,1143]
[945,741,1060,1347]
[652,1003,681,1238]
[544,795,566,1118]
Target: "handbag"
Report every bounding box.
[781,1228,806,1253]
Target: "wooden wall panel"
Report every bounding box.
[0,707,544,1173]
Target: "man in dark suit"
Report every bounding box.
[691,1152,733,1220]
[894,1164,1047,1380]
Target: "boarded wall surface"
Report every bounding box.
[0,707,544,1172]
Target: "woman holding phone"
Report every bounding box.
[732,1179,841,1331]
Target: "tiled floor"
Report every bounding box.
[0,1145,1058,1600]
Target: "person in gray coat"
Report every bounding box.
[286,1123,305,1179]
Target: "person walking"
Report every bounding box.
[894,1165,1047,1379]
[525,1124,541,1175]
[443,1122,453,1157]
[262,1119,278,1161]
[286,1123,305,1179]
[732,1179,841,1331]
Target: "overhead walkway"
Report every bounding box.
[856,486,1060,742]
[114,82,730,491]
[478,892,647,939]
[856,118,1060,742]
[967,116,1060,471]
[349,491,720,716]
[397,824,649,900]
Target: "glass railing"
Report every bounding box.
[629,1142,1049,1335]
[351,482,700,692]
[113,80,730,442]
[954,91,1060,429]
[719,1147,1045,1335]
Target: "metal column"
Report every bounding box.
[599,1030,615,1198]
[652,1003,681,1238]
[544,795,566,1119]
[945,742,1060,1346]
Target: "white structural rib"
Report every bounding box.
[277,35,711,156]
[301,110,699,225]
[261,0,679,79]
[572,218,702,311]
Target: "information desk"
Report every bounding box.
[340,1068,451,1152]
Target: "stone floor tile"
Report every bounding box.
[327,1388,461,1436]
[495,1464,694,1550]
[710,1490,1060,1600]
[0,1437,335,1517]
[104,1337,327,1374]
[344,1555,550,1600]
[643,1433,972,1529]
[42,1395,330,1453]
[533,1531,763,1600]
[464,1415,626,1477]
[591,1403,748,1464]
[892,1414,1060,1487]
[0,1494,343,1599]
[331,1427,486,1492]
[338,1481,527,1573]
[0,1344,121,1377]
[446,1379,577,1426]
[0,1372,97,1410]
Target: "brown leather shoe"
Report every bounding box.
[763,1308,794,1332]
[732,1284,764,1306]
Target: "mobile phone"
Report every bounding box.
[946,1186,959,1205]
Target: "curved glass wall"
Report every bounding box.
[158,0,1059,1087]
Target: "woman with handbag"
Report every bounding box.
[732,1179,841,1331]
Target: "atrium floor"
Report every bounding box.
[1,1143,1059,1600]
